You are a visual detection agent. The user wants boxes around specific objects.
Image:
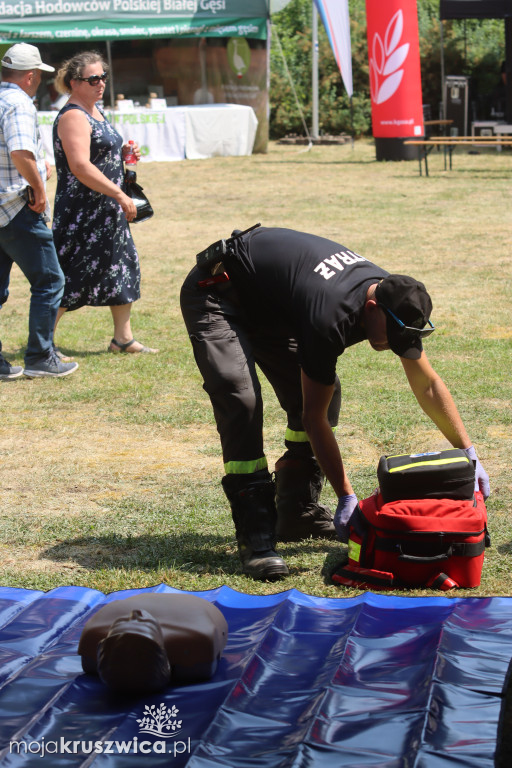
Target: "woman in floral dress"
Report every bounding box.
[52,51,157,354]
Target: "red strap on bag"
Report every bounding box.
[331,564,461,591]
[426,573,459,591]
[331,564,395,590]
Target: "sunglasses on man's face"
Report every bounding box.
[76,72,108,86]
[381,304,435,337]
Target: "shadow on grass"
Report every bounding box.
[11,346,112,359]
[257,158,374,167]
[41,532,342,576]
[321,549,349,587]
[42,532,239,575]
[496,541,512,556]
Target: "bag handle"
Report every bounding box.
[376,539,485,561]
[398,547,451,563]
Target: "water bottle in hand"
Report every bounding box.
[124,140,137,168]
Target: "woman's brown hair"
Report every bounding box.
[54,50,108,94]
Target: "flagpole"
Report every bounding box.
[312,1,319,140]
[350,95,354,149]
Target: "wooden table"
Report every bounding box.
[424,119,453,136]
[404,137,512,176]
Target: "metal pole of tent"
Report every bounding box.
[312,1,319,140]
[267,16,271,150]
[106,40,115,108]
[440,17,445,119]
[506,16,512,123]
[463,19,467,70]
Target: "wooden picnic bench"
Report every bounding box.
[423,119,453,135]
[404,136,512,176]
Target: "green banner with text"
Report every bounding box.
[0,1,269,42]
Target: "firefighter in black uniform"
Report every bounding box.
[180,226,489,581]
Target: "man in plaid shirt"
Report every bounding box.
[0,43,78,379]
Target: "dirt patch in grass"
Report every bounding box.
[0,413,220,517]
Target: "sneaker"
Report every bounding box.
[0,353,23,381]
[24,348,79,378]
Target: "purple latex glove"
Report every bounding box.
[464,445,490,500]
[334,493,359,543]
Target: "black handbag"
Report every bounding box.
[123,169,154,223]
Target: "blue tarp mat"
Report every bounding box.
[0,584,510,766]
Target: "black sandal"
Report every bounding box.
[108,338,159,354]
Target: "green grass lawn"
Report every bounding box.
[0,139,510,597]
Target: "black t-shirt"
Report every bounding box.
[229,227,389,385]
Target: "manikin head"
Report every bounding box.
[97,609,171,693]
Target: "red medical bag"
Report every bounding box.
[331,492,489,590]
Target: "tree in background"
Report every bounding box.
[270,0,505,139]
[270,0,371,138]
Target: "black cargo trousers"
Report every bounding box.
[180,264,341,476]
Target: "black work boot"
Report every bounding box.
[275,452,337,541]
[222,470,289,581]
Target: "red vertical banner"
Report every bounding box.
[365,0,424,149]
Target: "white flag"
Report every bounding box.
[314,0,353,97]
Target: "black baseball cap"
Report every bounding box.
[375,274,433,359]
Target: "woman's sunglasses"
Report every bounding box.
[76,72,108,86]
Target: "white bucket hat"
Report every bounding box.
[1,43,54,72]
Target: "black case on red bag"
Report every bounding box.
[377,448,475,503]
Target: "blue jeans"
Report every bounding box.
[0,205,64,365]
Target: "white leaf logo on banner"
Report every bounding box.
[385,8,403,55]
[369,10,410,104]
